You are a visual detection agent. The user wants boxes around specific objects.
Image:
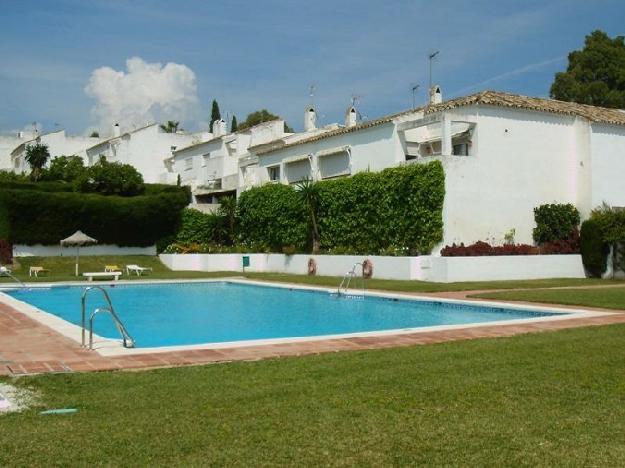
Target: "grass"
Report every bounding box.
[473,286,625,310]
[2,324,625,466]
[243,272,621,293]
[0,256,240,283]
[2,257,624,292]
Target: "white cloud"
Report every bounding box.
[85,57,199,133]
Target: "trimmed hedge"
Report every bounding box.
[174,208,228,245]
[237,183,307,251]
[533,203,580,244]
[0,187,190,247]
[236,161,445,254]
[580,219,609,277]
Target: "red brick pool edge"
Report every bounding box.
[2,297,625,376]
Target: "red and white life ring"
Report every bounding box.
[362,259,373,279]
[307,258,317,276]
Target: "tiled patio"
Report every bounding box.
[2,292,625,376]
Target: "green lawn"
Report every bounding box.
[2,258,624,293]
[2,324,625,466]
[473,286,625,310]
[244,272,621,293]
[0,256,240,283]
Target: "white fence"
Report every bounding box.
[159,253,586,282]
[14,244,156,257]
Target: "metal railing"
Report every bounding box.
[0,267,26,288]
[336,262,367,298]
[81,286,134,350]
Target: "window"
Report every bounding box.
[452,143,469,156]
[285,159,312,184]
[268,165,280,181]
[318,151,350,179]
[185,158,193,170]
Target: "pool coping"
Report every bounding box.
[0,278,613,358]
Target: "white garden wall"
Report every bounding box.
[14,244,156,257]
[159,253,585,282]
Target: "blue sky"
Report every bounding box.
[0,0,623,134]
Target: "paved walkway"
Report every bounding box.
[2,290,625,376]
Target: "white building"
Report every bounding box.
[10,129,101,173]
[86,123,202,184]
[0,130,38,170]
[169,119,330,209]
[249,89,625,250]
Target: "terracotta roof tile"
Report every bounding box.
[255,90,625,156]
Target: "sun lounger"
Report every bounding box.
[104,265,121,273]
[82,271,122,281]
[29,266,50,277]
[126,264,153,276]
[0,266,11,275]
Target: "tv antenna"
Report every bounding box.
[410,83,420,109]
[428,50,440,91]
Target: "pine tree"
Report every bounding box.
[231,115,238,132]
[209,100,221,133]
[551,30,625,109]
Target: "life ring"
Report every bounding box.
[362,259,373,279]
[307,258,317,276]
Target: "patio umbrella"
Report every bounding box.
[60,231,97,276]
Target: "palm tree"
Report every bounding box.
[296,177,321,254]
[218,196,237,244]
[160,121,181,133]
[25,142,50,181]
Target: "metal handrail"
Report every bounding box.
[0,267,26,288]
[81,286,134,349]
[337,262,366,297]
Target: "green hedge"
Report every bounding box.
[237,183,307,250]
[174,208,228,245]
[533,203,580,244]
[235,161,445,254]
[580,219,609,277]
[0,188,189,247]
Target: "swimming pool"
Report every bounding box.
[2,281,568,349]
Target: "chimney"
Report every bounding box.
[112,123,121,137]
[345,106,357,127]
[429,85,442,105]
[304,107,316,132]
[212,119,227,137]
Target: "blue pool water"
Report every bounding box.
[4,282,562,348]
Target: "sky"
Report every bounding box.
[0,0,623,135]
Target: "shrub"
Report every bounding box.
[42,155,86,182]
[74,157,145,196]
[580,219,609,277]
[237,183,307,251]
[0,188,188,247]
[533,203,580,244]
[441,241,538,256]
[235,161,445,255]
[174,208,228,245]
[316,162,445,255]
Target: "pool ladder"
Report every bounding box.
[336,262,366,298]
[81,286,134,350]
[0,266,26,288]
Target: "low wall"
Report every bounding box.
[14,244,156,257]
[159,253,586,282]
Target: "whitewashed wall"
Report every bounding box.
[159,253,585,282]
[424,107,584,248]
[590,123,625,208]
[14,244,156,257]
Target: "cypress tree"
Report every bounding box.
[209,100,221,133]
[231,115,238,132]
